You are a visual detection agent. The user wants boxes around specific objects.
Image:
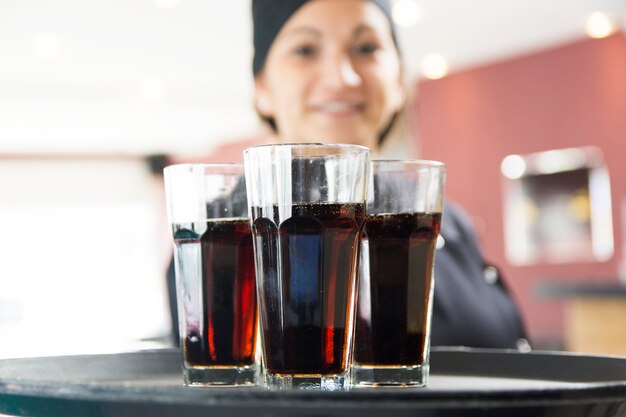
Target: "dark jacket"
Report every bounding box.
[431,202,526,348]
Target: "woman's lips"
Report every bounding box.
[312,101,364,117]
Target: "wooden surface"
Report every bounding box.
[565,298,626,356]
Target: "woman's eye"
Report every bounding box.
[293,45,317,57]
[353,42,378,55]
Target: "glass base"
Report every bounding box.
[264,371,348,391]
[350,364,429,387]
[183,363,258,386]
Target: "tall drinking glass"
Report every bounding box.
[244,144,371,390]
[164,164,258,386]
[352,160,446,387]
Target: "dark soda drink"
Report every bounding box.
[354,212,441,366]
[251,203,365,376]
[178,218,257,367]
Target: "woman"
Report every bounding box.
[250,0,528,349]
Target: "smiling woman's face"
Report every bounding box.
[254,0,404,151]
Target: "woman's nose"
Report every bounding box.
[320,53,361,89]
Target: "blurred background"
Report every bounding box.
[1,0,625,358]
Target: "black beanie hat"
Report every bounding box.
[252,0,396,76]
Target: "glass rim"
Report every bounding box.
[244,142,371,154]
[163,162,243,173]
[372,159,446,169]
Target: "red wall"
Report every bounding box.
[416,33,626,345]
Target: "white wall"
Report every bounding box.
[0,158,171,357]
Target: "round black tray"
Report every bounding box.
[1,347,626,417]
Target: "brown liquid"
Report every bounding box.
[251,203,365,375]
[182,218,257,367]
[354,212,441,366]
